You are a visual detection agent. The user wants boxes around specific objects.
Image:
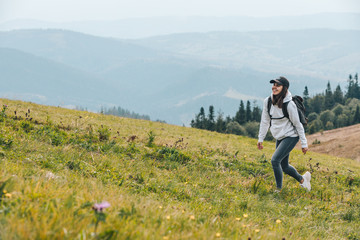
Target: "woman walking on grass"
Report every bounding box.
[257,76,311,192]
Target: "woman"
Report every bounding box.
[257,76,311,192]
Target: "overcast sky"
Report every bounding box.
[1,0,360,22]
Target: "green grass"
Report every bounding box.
[0,98,360,240]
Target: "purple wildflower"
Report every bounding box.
[93,201,110,212]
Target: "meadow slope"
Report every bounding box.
[0,98,359,240]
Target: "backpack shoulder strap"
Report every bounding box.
[282,100,290,119]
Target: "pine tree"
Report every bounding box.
[234,100,246,125]
[199,107,206,129]
[346,74,355,99]
[354,73,360,99]
[333,84,344,104]
[191,107,207,129]
[311,94,325,113]
[215,110,226,133]
[252,102,261,122]
[325,81,335,110]
[303,86,310,112]
[190,111,201,128]
[207,105,215,131]
[245,100,252,122]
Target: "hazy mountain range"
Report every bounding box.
[1,26,359,125]
[1,13,359,38]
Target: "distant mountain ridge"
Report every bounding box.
[133,29,360,80]
[1,28,359,125]
[1,13,359,38]
[0,47,114,108]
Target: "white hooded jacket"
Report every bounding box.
[258,91,308,148]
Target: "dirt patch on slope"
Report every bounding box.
[296,124,360,162]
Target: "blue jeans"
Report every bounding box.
[271,137,303,189]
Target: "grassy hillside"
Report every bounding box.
[0,98,359,240]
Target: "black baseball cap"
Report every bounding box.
[270,76,290,88]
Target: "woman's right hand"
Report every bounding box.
[302,147,308,154]
[257,142,263,150]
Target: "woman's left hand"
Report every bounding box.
[302,147,308,154]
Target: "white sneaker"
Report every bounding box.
[300,171,311,191]
[303,171,311,182]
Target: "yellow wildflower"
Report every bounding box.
[236,217,241,221]
[276,219,282,224]
[5,193,12,198]
[255,229,260,233]
[190,215,195,220]
[166,215,171,220]
[243,213,248,218]
[216,233,221,238]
